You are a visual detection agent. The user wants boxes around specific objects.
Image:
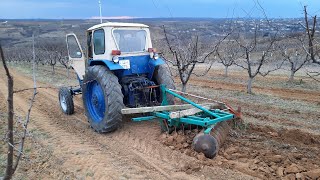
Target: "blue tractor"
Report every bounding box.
[60,22,238,158]
[61,22,175,133]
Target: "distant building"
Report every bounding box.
[72,24,80,28]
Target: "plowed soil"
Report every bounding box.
[1,66,320,180]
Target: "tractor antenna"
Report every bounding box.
[98,0,102,23]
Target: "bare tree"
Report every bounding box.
[58,56,71,77]
[1,43,14,180]
[279,36,310,82]
[4,46,33,64]
[38,39,66,74]
[216,36,241,77]
[301,6,320,81]
[303,6,320,65]
[234,24,283,94]
[162,26,228,92]
[1,35,38,180]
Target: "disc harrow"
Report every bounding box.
[121,85,240,158]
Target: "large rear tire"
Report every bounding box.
[82,66,124,133]
[153,64,176,132]
[153,64,175,105]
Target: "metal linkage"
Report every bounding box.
[167,87,241,118]
[121,76,158,107]
[70,87,82,95]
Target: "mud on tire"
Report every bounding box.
[59,87,75,115]
[82,65,124,133]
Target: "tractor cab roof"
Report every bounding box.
[88,22,149,31]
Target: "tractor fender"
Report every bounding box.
[88,58,165,72]
[148,57,165,67]
[147,58,165,79]
[89,60,126,70]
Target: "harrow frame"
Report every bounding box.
[124,85,235,134]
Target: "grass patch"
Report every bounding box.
[29,128,51,140]
[9,63,78,88]
[0,150,6,177]
[86,171,94,177]
[0,116,7,177]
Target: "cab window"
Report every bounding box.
[67,35,82,58]
[113,29,147,53]
[93,29,105,55]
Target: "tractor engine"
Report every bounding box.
[121,76,159,107]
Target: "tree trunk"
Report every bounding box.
[4,76,14,180]
[52,65,55,75]
[247,77,254,94]
[182,83,187,93]
[289,70,295,82]
[67,68,70,78]
[224,66,229,77]
[1,44,14,180]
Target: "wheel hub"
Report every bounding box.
[60,94,67,111]
[92,94,99,107]
[86,80,106,123]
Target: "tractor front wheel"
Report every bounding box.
[82,66,124,133]
[59,87,74,115]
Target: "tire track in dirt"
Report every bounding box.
[2,69,255,179]
[186,77,320,104]
[38,67,319,179]
[0,73,170,179]
[42,85,254,180]
[0,91,76,179]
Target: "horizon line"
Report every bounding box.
[0,16,307,20]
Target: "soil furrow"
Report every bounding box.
[1,68,254,179]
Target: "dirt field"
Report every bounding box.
[1,65,320,180]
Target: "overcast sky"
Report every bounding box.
[0,0,319,19]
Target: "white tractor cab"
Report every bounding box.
[61,22,175,133]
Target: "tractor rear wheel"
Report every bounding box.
[154,64,176,132]
[82,65,124,133]
[59,87,74,115]
[153,64,175,105]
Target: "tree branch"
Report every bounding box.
[12,34,38,173]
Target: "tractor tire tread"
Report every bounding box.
[154,64,176,105]
[83,65,124,133]
[59,87,74,115]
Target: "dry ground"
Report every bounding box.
[0,64,320,180]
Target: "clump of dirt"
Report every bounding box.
[159,129,219,161]
[159,124,320,179]
[248,124,320,146]
[159,129,197,156]
[220,125,320,179]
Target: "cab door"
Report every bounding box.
[66,33,86,80]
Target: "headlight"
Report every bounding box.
[112,56,119,63]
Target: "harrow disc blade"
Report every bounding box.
[192,121,231,158]
[192,133,218,158]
